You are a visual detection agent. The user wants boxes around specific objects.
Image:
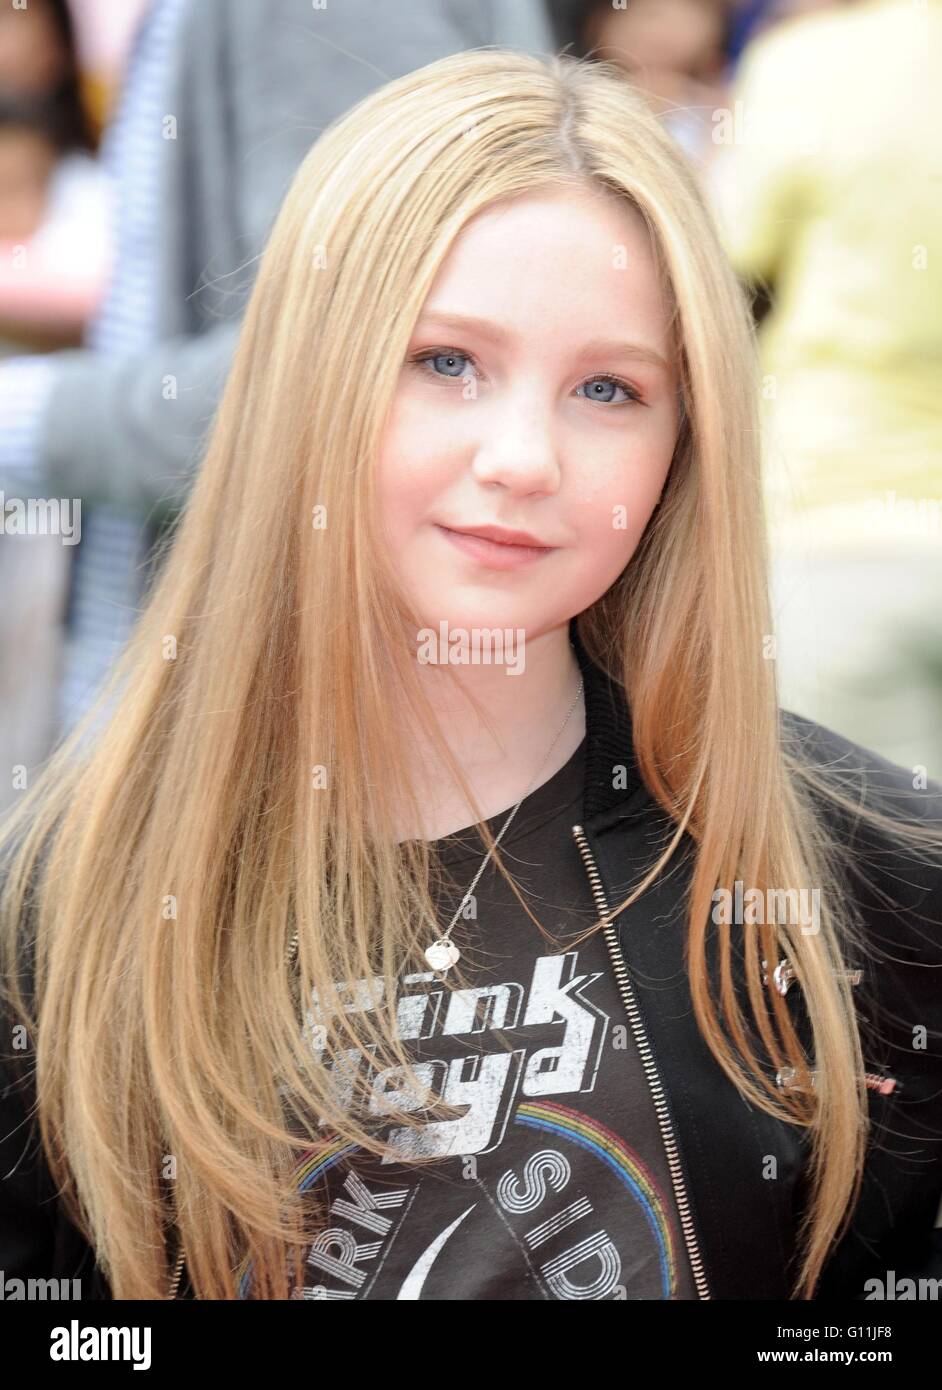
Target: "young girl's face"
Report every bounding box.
[376,187,681,647]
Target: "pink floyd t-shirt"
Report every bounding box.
[253,734,698,1301]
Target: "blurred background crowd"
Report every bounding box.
[0,0,939,813]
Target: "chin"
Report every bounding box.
[405,596,532,641]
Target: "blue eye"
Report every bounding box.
[414,350,476,380]
[409,348,642,405]
[576,376,641,406]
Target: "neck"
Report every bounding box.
[393,623,586,843]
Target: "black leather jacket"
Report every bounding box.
[3,627,941,1299]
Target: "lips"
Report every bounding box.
[440,523,553,549]
[435,523,557,571]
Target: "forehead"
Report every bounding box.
[419,187,675,357]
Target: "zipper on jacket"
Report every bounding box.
[571,822,711,1301]
[168,1243,185,1299]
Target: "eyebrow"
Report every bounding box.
[415,311,671,373]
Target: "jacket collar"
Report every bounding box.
[570,617,652,832]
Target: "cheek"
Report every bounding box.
[374,418,454,548]
[571,436,673,565]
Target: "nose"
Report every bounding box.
[469,386,561,496]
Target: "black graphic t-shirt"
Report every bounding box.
[250,734,698,1301]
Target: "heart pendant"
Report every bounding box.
[424,938,460,971]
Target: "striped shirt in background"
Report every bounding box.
[0,0,190,746]
[56,0,192,741]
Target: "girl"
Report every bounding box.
[1,48,941,1302]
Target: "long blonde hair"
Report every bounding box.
[2,48,940,1301]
